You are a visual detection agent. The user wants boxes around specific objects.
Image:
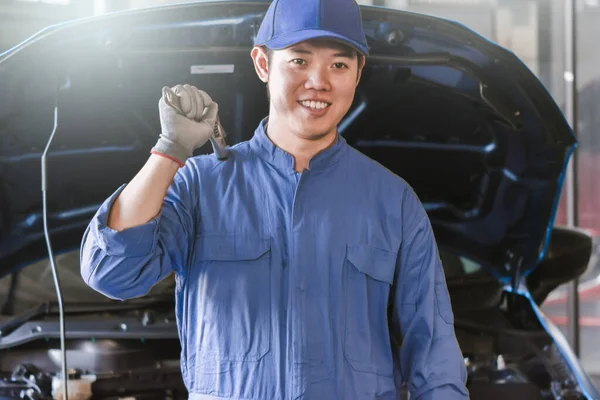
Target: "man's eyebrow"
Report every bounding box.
[289,47,313,55]
[288,47,356,58]
[333,50,356,59]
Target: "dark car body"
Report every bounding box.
[0,1,597,399]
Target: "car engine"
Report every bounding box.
[0,338,187,400]
[0,326,588,400]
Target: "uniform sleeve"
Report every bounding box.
[389,190,469,399]
[80,169,197,301]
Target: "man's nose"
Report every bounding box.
[305,66,331,91]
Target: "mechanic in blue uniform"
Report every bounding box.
[80,0,469,398]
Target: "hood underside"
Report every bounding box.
[0,1,576,281]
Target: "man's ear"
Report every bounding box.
[251,46,269,83]
[355,55,366,87]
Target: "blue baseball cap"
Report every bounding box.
[254,0,370,56]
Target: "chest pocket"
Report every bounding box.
[344,244,396,377]
[189,234,272,362]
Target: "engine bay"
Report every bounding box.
[0,280,587,400]
[0,239,592,400]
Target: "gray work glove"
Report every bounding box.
[151,84,219,167]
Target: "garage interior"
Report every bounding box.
[1,0,600,399]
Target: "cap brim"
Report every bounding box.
[262,29,369,56]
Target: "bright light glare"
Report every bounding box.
[16,0,70,5]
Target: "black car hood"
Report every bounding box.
[0,1,575,283]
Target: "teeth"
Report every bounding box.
[301,100,329,110]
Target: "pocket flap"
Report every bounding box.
[196,234,270,261]
[346,244,396,284]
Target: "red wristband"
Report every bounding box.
[150,150,185,168]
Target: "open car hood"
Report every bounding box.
[0,1,575,283]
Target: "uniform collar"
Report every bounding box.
[249,117,347,175]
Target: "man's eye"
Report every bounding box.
[291,59,306,65]
[333,62,348,69]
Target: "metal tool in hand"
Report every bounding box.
[162,85,229,160]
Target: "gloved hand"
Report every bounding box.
[151,84,219,167]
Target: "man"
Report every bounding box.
[80,0,469,398]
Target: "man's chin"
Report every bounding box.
[297,129,334,141]
[293,120,336,141]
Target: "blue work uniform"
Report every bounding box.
[80,118,469,400]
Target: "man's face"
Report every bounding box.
[252,39,364,141]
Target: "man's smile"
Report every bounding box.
[298,100,331,110]
[298,100,332,117]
